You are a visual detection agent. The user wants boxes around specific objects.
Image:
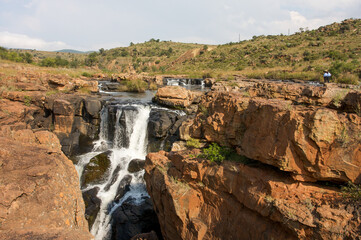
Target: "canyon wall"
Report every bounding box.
[146,81,361,240]
[0,99,93,239]
[0,70,100,239]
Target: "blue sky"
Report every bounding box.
[0,0,360,51]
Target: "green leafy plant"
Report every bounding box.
[24,95,32,106]
[186,138,201,148]
[118,79,147,93]
[198,104,208,116]
[341,182,361,200]
[332,90,349,108]
[199,143,231,163]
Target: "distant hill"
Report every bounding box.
[55,49,89,54]
[89,19,360,83]
[1,19,360,84]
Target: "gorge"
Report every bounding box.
[0,67,360,240]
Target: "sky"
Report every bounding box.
[0,0,360,51]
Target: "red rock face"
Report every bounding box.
[145,151,360,240]
[147,82,361,240]
[180,91,361,183]
[0,100,93,239]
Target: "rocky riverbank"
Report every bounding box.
[146,80,361,239]
[0,65,100,239]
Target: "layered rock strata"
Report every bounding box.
[180,90,361,183]
[145,81,361,240]
[145,150,360,240]
[0,100,92,239]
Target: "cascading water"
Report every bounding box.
[76,102,151,240]
[164,78,205,90]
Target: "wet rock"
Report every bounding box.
[81,150,112,188]
[53,99,75,116]
[130,231,158,240]
[104,165,122,191]
[341,91,361,113]
[147,109,187,152]
[114,175,133,202]
[82,187,101,230]
[128,159,145,173]
[85,98,102,119]
[148,110,177,138]
[111,198,162,240]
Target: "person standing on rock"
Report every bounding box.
[327,71,331,83]
[323,71,328,83]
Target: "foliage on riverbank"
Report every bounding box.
[1,19,360,84]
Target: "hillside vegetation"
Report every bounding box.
[0,19,360,84]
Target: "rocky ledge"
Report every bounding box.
[146,80,361,240]
[0,100,92,239]
[0,66,97,239]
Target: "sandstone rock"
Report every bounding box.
[145,151,361,240]
[181,91,361,183]
[15,82,47,91]
[74,79,99,93]
[0,133,92,239]
[171,141,187,151]
[154,86,192,108]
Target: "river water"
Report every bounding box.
[74,78,205,239]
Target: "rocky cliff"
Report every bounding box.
[146,81,361,240]
[0,66,98,239]
[0,99,93,239]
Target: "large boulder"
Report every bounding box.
[0,130,92,239]
[111,198,161,240]
[82,187,101,230]
[147,109,187,152]
[81,150,112,188]
[128,159,146,173]
[154,86,192,108]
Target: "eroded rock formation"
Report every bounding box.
[180,87,361,183]
[145,80,361,240]
[0,100,92,239]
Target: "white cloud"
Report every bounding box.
[0,0,360,50]
[0,31,71,51]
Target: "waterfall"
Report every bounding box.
[76,103,151,240]
[164,78,205,90]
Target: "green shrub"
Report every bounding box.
[186,138,201,148]
[24,95,32,106]
[341,182,361,200]
[199,143,231,163]
[148,82,158,90]
[82,72,93,78]
[336,73,359,85]
[118,79,147,92]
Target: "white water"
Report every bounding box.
[76,104,151,240]
[165,78,205,90]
